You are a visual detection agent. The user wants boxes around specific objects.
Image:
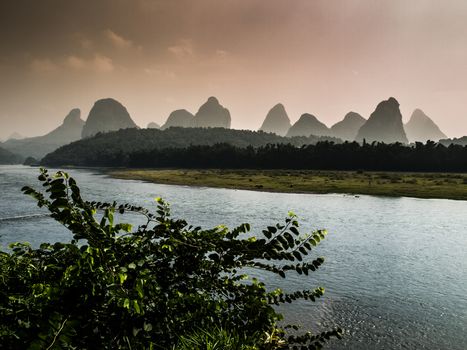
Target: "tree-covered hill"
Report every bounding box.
[40,127,340,166]
[0,145,23,164]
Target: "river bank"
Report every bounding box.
[108,169,467,200]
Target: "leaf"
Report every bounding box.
[133,300,141,314]
[284,232,294,247]
[290,226,299,236]
[267,226,277,234]
[293,251,303,261]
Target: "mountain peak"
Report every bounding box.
[2,108,85,159]
[331,112,366,141]
[162,109,194,129]
[356,97,408,143]
[82,98,138,138]
[343,111,365,122]
[386,97,399,106]
[259,103,291,136]
[405,109,446,142]
[207,96,219,104]
[147,122,161,129]
[63,108,82,125]
[192,97,231,128]
[298,113,315,122]
[286,113,330,137]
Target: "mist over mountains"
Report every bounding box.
[1,109,84,160]
[0,95,453,164]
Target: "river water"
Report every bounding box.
[0,165,466,349]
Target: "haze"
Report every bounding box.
[1,0,467,140]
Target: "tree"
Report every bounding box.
[0,168,342,349]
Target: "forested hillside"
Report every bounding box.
[0,146,23,164]
[42,131,467,172]
[40,127,340,166]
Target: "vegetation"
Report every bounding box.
[110,169,467,200]
[0,145,23,164]
[41,130,467,173]
[439,136,467,147]
[40,127,339,166]
[0,168,342,349]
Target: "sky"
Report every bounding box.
[1,0,467,140]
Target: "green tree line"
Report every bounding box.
[40,127,339,166]
[43,132,467,172]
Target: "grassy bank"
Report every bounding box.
[108,169,467,200]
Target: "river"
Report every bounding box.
[0,165,466,349]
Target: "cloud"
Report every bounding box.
[35,54,114,73]
[92,54,115,72]
[168,39,194,59]
[104,29,133,49]
[30,58,59,73]
[144,66,176,79]
[72,32,94,50]
[65,55,86,70]
[215,49,228,58]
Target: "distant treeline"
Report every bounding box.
[40,127,339,166]
[43,136,467,172]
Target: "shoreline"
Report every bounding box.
[107,168,467,201]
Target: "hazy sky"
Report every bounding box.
[1,0,467,140]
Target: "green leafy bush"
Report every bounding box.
[0,168,342,349]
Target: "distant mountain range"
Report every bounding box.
[260,98,446,144]
[1,95,454,164]
[2,108,84,160]
[161,97,231,129]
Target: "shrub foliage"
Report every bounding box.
[0,169,342,349]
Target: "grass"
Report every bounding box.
[108,169,467,200]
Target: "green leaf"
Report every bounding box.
[133,300,141,314]
[284,232,294,247]
[267,226,277,234]
[293,251,302,261]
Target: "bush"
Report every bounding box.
[0,169,342,349]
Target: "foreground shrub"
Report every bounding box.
[0,169,342,349]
